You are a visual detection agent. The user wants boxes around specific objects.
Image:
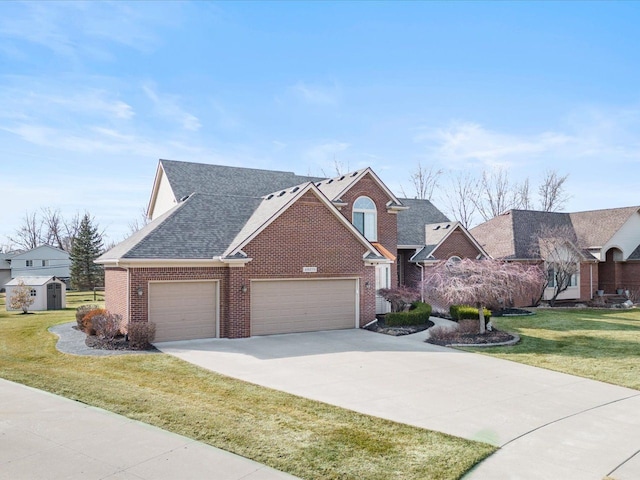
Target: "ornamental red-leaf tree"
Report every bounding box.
[421,258,545,334]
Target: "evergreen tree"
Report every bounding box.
[70,214,104,290]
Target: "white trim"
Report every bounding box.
[97,258,228,268]
[148,279,220,339]
[227,183,381,259]
[331,168,403,207]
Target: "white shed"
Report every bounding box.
[5,276,66,311]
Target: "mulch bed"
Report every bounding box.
[426,329,515,346]
[366,319,434,336]
[78,326,157,352]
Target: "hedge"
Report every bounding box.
[449,305,491,322]
[385,302,432,326]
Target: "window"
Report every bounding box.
[353,196,377,241]
[447,256,462,265]
[547,265,577,288]
[26,260,33,267]
[41,260,48,267]
[30,289,37,297]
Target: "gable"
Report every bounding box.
[225,184,380,260]
[11,245,69,260]
[430,226,484,260]
[148,164,178,220]
[242,190,374,274]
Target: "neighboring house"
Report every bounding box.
[471,207,640,303]
[98,159,413,341]
[5,276,66,311]
[0,254,11,291]
[8,245,71,284]
[396,199,489,289]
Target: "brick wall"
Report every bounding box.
[337,173,399,284]
[104,267,128,320]
[431,228,482,260]
[579,262,598,301]
[242,190,376,336]
[127,266,229,332]
[620,262,640,292]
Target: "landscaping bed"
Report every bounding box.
[427,329,516,346]
[366,318,434,336]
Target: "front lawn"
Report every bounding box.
[479,308,640,390]
[0,292,495,480]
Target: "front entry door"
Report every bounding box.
[375,264,391,314]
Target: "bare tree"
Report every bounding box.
[443,172,478,228]
[538,170,570,212]
[529,224,581,306]
[9,211,43,250]
[422,258,545,333]
[514,178,533,210]
[473,168,522,221]
[42,208,65,250]
[401,162,443,200]
[127,207,150,236]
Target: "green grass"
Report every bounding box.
[0,291,495,480]
[475,308,640,390]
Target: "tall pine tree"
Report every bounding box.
[70,214,104,290]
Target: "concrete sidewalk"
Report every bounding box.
[157,328,640,480]
[0,378,298,480]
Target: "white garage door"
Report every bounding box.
[251,279,357,336]
[149,281,217,342]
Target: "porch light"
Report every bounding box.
[241,285,247,293]
[137,286,144,296]
[365,281,370,289]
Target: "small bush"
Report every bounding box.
[427,325,454,341]
[92,313,123,340]
[76,304,98,329]
[449,305,491,323]
[385,301,432,326]
[377,286,420,312]
[128,322,156,350]
[81,308,107,335]
[428,320,478,342]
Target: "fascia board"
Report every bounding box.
[333,168,403,206]
[96,258,228,268]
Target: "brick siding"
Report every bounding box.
[431,228,482,260]
[104,267,128,320]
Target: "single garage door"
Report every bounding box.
[149,281,217,342]
[251,279,357,336]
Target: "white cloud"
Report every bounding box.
[291,82,340,106]
[142,85,202,131]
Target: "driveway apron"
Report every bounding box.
[156,328,640,480]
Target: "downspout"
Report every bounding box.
[590,263,593,300]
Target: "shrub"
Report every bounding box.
[377,286,420,312]
[76,304,98,330]
[92,313,123,340]
[449,305,491,324]
[128,322,156,350]
[81,308,107,335]
[428,320,478,342]
[385,301,432,326]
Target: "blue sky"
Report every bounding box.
[1,1,639,247]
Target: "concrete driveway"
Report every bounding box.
[156,328,640,480]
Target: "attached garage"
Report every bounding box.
[250,278,358,336]
[149,281,218,342]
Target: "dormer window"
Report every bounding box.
[353,196,377,241]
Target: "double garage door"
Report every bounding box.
[148,278,357,341]
[251,279,358,336]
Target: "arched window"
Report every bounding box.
[353,196,377,241]
[447,255,462,265]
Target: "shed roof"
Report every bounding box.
[6,276,58,286]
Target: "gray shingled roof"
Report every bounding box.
[471,207,640,260]
[160,159,322,200]
[397,198,450,246]
[99,193,262,260]
[629,243,640,260]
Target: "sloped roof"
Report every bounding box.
[570,206,640,248]
[629,243,640,260]
[397,198,450,247]
[6,276,57,286]
[160,159,321,200]
[471,207,640,260]
[10,244,69,259]
[98,193,262,260]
